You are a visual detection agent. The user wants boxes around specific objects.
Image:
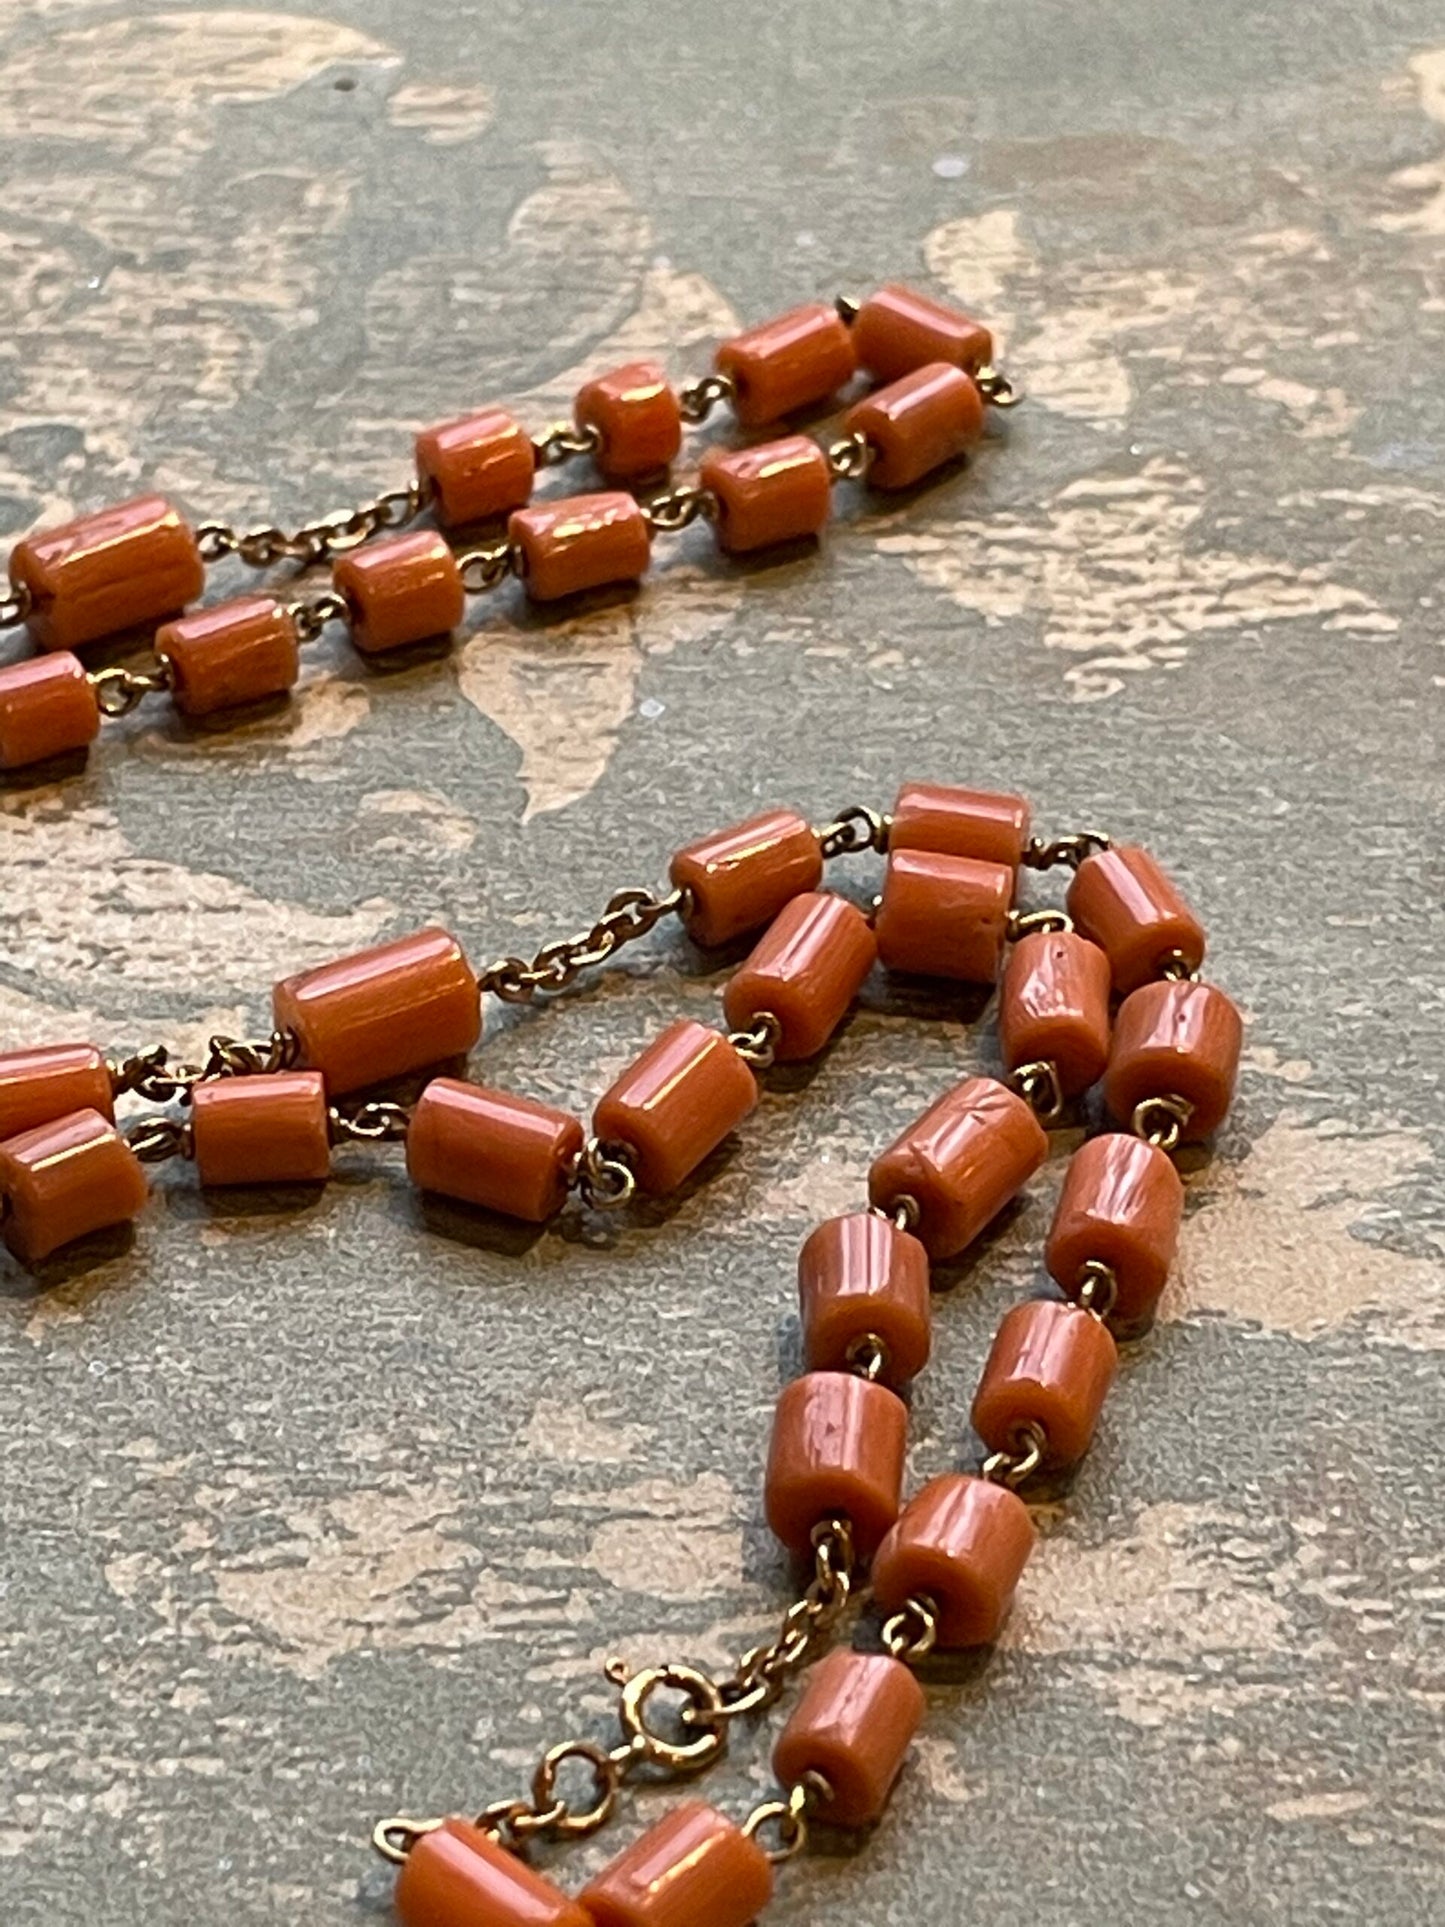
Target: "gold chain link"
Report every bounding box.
[1021,829,1112,871]
[195,477,428,570]
[479,885,688,1003]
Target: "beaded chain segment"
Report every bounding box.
[0,288,1243,1926]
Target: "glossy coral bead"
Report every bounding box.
[0,1043,114,1142]
[1066,844,1206,995]
[574,360,683,481]
[888,780,1030,870]
[509,492,651,601]
[190,1071,332,1187]
[773,1648,925,1827]
[1104,979,1243,1140]
[0,1108,148,1267]
[406,1078,584,1223]
[853,283,995,382]
[999,929,1113,1097]
[868,1075,1048,1261]
[874,848,1014,983]
[0,653,101,770]
[699,434,833,553]
[797,1211,932,1388]
[9,494,205,652]
[872,1473,1035,1647]
[669,808,823,950]
[333,531,465,655]
[580,1800,774,1927]
[592,1019,756,1195]
[722,890,876,1061]
[155,596,300,717]
[714,301,857,427]
[844,363,985,489]
[972,1298,1118,1469]
[1046,1132,1184,1333]
[764,1370,908,1559]
[415,407,536,528]
[394,1815,593,1927]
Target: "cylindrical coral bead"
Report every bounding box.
[1066,844,1206,995]
[764,1370,908,1558]
[333,531,465,655]
[999,929,1113,1096]
[0,1043,114,1142]
[844,363,985,489]
[772,1648,925,1827]
[574,361,683,481]
[1046,1133,1183,1333]
[669,808,823,950]
[395,1815,593,1927]
[872,1473,1035,1648]
[190,1071,331,1187]
[798,1211,931,1387]
[1104,979,1243,1140]
[0,654,101,770]
[580,1800,774,1927]
[852,283,995,383]
[0,1109,148,1267]
[874,848,1013,983]
[592,1020,756,1195]
[722,891,876,1061]
[972,1299,1118,1468]
[869,1075,1048,1261]
[714,301,856,427]
[509,492,651,601]
[9,495,205,652]
[155,597,300,717]
[415,407,536,528]
[889,780,1030,869]
[273,927,480,1096]
[699,435,833,554]
[407,1078,584,1223]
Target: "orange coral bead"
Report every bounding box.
[714,301,857,427]
[972,1299,1118,1468]
[999,929,1113,1096]
[155,596,300,717]
[0,653,100,770]
[10,494,204,652]
[844,363,985,489]
[581,1801,774,1927]
[797,1211,932,1387]
[1046,1132,1184,1333]
[853,283,995,383]
[1066,844,1206,995]
[0,1044,113,1142]
[333,531,465,655]
[874,847,1014,983]
[592,1019,756,1195]
[191,1072,332,1187]
[764,1370,908,1558]
[869,1075,1048,1260]
[509,492,651,601]
[772,1648,924,1827]
[1104,979,1243,1140]
[273,927,480,1096]
[722,891,876,1061]
[406,1078,583,1223]
[415,407,536,528]
[395,1815,592,1927]
[872,1473,1035,1647]
[0,1108,148,1267]
[699,435,833,553]
[574,360,683,481]
[669,808,823,949]
[888,781,1030,869]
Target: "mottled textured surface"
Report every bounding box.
[1,4,1443,1924]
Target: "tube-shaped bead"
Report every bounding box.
[670,808,823,949]
[592,1019,756,1195]
[0,1109,148,1266]
[407,1078,583,1223]
[580,1800,774,1927]
[509,492,651,601]
[872,1473,1035,1647]
[0,654,101,770]
[699,434,833,553]
[155,596,300,717]
[869,1075,1048,1260]
[1104,979,1243,1140]
[333,531,465,655]
[395,1815,593,1927]
[10,494,205,652]
[191,1071,331,1187]
[853,283,995,382]
[415,407,536,527]
[999,929,1113,1096]
[764,1370,908,1558]
[0,1043,114,1142]
[972,1299,1118,1468]
[273,927,480,1096]
[714,301,856,427]
[1066,844,1206,995]
[797,1211,931,1387]
[772,1648,925,1827]
[874,848,1013,983]
[722,891,876,1061]
[888,780,1030,869]
[574,361,682,480]
[1046,1133,1183,1333]
[844,363,985,489]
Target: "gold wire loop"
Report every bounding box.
[371,1815,442,1865]
[872,1193,920,1234]
[286,589,347,644]
[0,582,32,627]
[124,1116,192,1164]
[1007,907,1074,940]
[458,540,516,594]
[814,803,890,859]
[982,1419,1047,1489]
[1074,1259,1119,1320]
[1158,950,1201,982]
[527,1739,623,1838]
[742,1778,819,1864]
[728,1011,782,1071]
[826,429,873,483]
[844,1332,890,1382]
[573,1136,638,1211]
[89,662,172,719]
[677,372,735,425]
[329,1101,412,1145]
[1010,1059,1065,1126]
[642,485,716,534]
[1131,1093,1193,1154]
[1022,830,1112,872]
[834,293,861,324]
[615,1662,729,1774]
[882,1592,939,1664]
[532,420,602,466]
[975,364,1022,408]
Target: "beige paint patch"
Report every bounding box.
[356,788,477,854]
[386,81,494,144]
[579,1472,743,1602]
[522,1398,654,1464]
[1376,49,1445,239]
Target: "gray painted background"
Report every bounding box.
[0,3,1442,1923]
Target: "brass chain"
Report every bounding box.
[479,884,688,1003]
[708,1517,856,1724]
[1021,829,1112,871]
[329,1100,412,1145]
[196,478,428,570]
[531,420,601,467]
[677,371,734,425]
[814,803,890,860]
[108,1030,299,1104]
[89,662,172,719]
[642,484,716,533]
